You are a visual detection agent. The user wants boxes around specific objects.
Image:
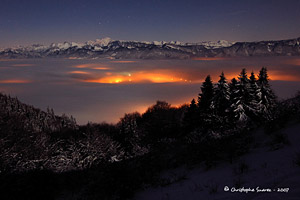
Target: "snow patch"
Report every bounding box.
[198,40,235,49]
[135,123,300,200]
[87,37,112,47]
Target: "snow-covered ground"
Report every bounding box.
[135,123,300,200]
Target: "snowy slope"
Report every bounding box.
[135,123,300,200]
[195,40,235,49]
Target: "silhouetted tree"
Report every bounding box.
[118,112,148,157]
[212,72,231,131]
[182,98,199,133]
[230,69,251,124]
[229,78,239,123]
[197,75,215,129]
[257,67,277,120]
[141,101,181,143]
[248,71,263,120]
[214,72,231,117]
[198,75,214,112]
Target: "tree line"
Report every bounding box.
[183,67,277,135]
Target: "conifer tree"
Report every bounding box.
[229,78,238,106]
[214,72,231,117]
[257,67,277,119]
[198,75,214,113]
[190,98,197,111]
[249,72,261,101]
[118,112,143,156]
[188,98,198,119]
[238,68,251,100]
[230,69,251,123]
[183,98,199,132]
[229,78,238,95]
[249,71,262,115]
[198,75,215,129]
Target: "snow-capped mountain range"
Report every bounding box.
[1,37,300,59]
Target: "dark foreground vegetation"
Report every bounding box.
[1,67,300,199]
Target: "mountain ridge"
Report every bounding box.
[1,37,300,59]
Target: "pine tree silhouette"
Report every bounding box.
[198,75,214,113]
[230,69,251,123]
[198,75,215,129]
[257,67,277,120]
[183,98,199,133]
[214,72,231,117]
[213,72,231,131]
[248,71,263,119]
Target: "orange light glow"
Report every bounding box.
[68,57,81,60]
[268,72,300,81]
[68,71,90,74]
[82,70,192,84]
[74,64,110,70]
[131,105,149,114]
[85,76,125,84]
[135,72,178,83]
[92,67,110,70]
[110,60,137,63]
[219,72,240,81]
[0,79,32,84]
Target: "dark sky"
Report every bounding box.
[1,0,300,48]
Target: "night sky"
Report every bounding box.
[1,0,300,49]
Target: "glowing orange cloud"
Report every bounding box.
[268,72,300,81]
[82,70,193,84]
[0,79,32,84]
[133,72,189,83]
[68,71,91,74]
[86,76,126,84]
[74,64,110,70]
[93,67,110,70]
